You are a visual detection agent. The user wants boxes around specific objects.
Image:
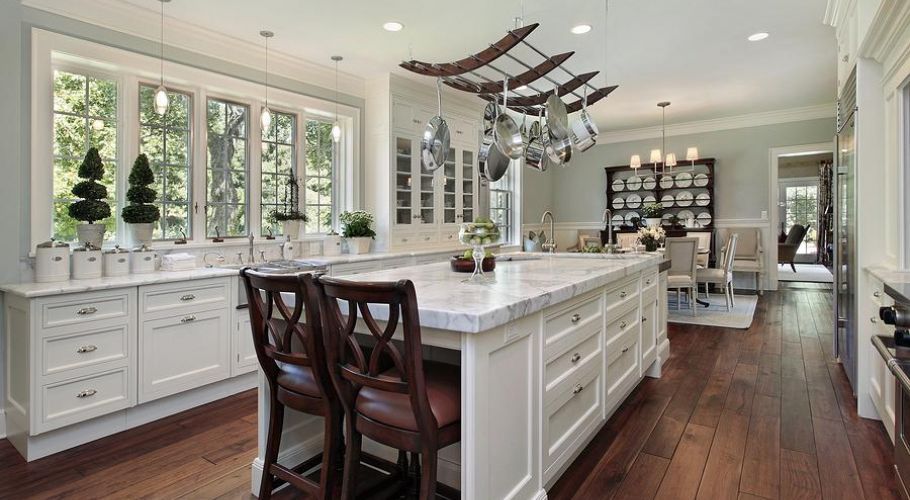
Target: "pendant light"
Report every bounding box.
[657,101,672,175]
[331,56,343,143]
[153,0,171,116]
[260,30,274,132]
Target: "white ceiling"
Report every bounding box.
[103,0,836,131]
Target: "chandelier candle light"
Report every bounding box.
[153,0,171,116]
[260,30,274,131]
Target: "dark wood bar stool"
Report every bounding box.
[241,269,343,500]
[315,277,460,500]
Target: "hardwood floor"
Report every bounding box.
[0,285,898,499]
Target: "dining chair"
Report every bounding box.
[719,227,764,295]
[665,237,700,316]
[316,276,461,500]
[697,233,739,311]
[240,269,343,500]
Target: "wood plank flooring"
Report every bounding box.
[0,284,899,499]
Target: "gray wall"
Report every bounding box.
[523,118,835,224]
[779,152,832,179]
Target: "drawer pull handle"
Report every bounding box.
[571,313,581,324]
[871,317,877,324]
[76,389,97,398]
[642,316,647,323]
[52,256,63,262]
[645,279,652,285]
[571,353,581,363]
[619,291,628,298]
[874,291,882,298]
[76,306,98,316]
[179,294,196,301]
[76,345,98,354]
[620,320,627,329]
[621,346,630,354]
[573,384,584,395]
[181,315,197,323]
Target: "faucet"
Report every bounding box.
[248,233,255,264]
[602,208,616,253]
[541,210,556,253]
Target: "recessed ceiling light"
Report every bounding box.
[748,32,769,42]
[383,21,404,32]
[515,85,528,91]
[570,24,592,35]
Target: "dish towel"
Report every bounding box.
[160,252,197,271]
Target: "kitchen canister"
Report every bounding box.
[131,248,158,274]
[323,234,343,256]
[103,245,131,277]
[35,239,70,283]
[71,245,103,280]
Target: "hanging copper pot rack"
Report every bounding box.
[400,22,617,114]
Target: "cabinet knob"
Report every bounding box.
[570,353,581,364]
[76,389,97,398]
[571,313,581,324]
[874,291,882,298]
[76,345,98,354]
[572,384,584,395]
[642,316,647,322]
[620,320,627,329]
[179,294,196,302]
[76,306,98,316]
[621,345,630,354]
[870,317,878,324]
[645,279,652,285]
[424,236,431,241]
[619,291,628,298]
[181,315,197,323]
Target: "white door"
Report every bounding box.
[778,178,820,263]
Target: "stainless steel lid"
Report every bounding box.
[37,238,69,249]
[104,245,128,254]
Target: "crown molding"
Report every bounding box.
[823,0,856,28]
[21,0,365,98]
[598,103,835,145]
[859,0,910,81]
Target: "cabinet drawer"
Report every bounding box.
[440,229,459,244]
[543,364,603,478]
[416,231,439,244]
[331,262,379,276]
[605,307,640,356]
[605,277,640,315]
[40,291,131,330]
[42,325,129,376]
[544,292,603,351]
[545,328,602,395]
[40,367,130,432]
[142,279,229,315]
[641,300,658,370]
[606,329,639,405]
[391,232,417,247]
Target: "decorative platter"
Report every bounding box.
[695,193,711,206]
[659,175,674,189]
[625,176,643,191]
[642,176,657,190]
[696,212,712,225]
[677,209,695,223]
[612,197,625,209]
[693,172,709,187]
[676,191,694,207]
[675,172,693,188]
[643,194,657,204]
[660,194,675,208]
[625,212,640,225]
[626,194,642,209]
[612,178,625,192]
[611,214,624,225]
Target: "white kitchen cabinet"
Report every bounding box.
[868,275,896,442]
[233,312,257,376]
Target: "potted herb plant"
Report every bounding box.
[267,176,307,239]
[339,210,376,255]
[642,202,663,227]
[637,225,666,252]
[121,154,160,248]
[68,147,111,248]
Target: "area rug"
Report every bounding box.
[667,294,758,329]
[778,264,833,283]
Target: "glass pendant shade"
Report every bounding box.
[331,121,342,143]
[261,106,272,131]
[630,154,641,169]
[665,153,677,167]
[686,147,699,162]
[154,85,169,116]
[649,149,662,164]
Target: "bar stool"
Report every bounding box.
[241,269,343,500]
[315,277,461,500]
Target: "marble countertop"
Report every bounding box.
[0,267,239,298]
[333,252,664,333]
[865,266,910,303]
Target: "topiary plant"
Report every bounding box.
[68,147,111,224]
[121,154,161,224]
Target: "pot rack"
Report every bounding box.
[400,23,617,115]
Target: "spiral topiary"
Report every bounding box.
[121,154,161,224]
[68,147,111,224]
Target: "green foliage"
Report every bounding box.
[641,202,662,218]
[122,154,160,224]
[67,147,111,224]
[267,208,307,223]
[339,210,376,239]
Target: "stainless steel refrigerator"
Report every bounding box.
[834,68,857,390]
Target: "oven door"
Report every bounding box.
[897,380,910,500]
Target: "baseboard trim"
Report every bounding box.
[0,409,6,439]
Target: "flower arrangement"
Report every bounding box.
[637,225,666,252]
[339,210,376,239]
[641,202,662,218]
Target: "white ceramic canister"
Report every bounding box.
[103,245,131,277]
[35,239,71,283]
[131,248,158,274]
[71,245,103,280]
[323,234,343,256]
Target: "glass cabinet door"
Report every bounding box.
[418,153,435,225]
[461,149,475,223]
[394,136,414,225]
[443,147,457,224]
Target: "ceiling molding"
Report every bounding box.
[598,103,835,145]
[22,0,365,98]
[859,0,910,80]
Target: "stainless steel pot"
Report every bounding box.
[483,102,499,134]
[493,80,524,160]
[546,131,573,166]
[525,109,549,172]
[420,78,450,172]
[546,93,569,141]
[479,129,511,182]
[570,88,599,152]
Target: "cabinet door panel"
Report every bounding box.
[394,135,416,226]
[641,299,658,373]
[233,313,258,376]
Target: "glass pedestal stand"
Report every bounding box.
[463,245,495,284]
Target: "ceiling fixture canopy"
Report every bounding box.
[153,0,171,116]
[331,55,343,143]
[260,30,274,131]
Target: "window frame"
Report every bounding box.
[489,160,518,245]
[259,107,299,237]
[301,117,339,235]
[204,96,251,240]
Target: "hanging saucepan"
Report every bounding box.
[421,78,450,172]
[529,119,541,141]
[546,92,569,142]
[482,101,499,135]
[525,108,549,172]
[478,104,511,182]
[570,86,599,152]
[493,79,524,160]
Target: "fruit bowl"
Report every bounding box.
[450,255,495,273]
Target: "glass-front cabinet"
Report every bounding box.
[395,136,414,225]
[460,150,475,223]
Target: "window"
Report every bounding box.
[489,163,515,244]
[138,84,192,240]
[206,98,249,238]
[261,111,296,236]
[52,70,118,242]
[779,180,819,259]
[303,119,334,234]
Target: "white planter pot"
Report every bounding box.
[346,237,372,255]
[323,234,343,256]
[130,222,155,249]
[76,223,105,249]
[645,217,662,227]
[282,220,301,240]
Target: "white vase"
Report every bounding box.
[347,237,372,255]
[645,217,662,227]
[129,222,154,249]
[323,234,343,256]
[281,220,301,240]
[76,223,105,249]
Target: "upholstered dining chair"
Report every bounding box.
[665,237,700,316]
[316,276,460,500]
[240,269,343,500]
[778,223,809,272]
[697,233,739,311]
[718,227,765,295]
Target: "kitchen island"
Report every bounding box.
[253,252,670,500]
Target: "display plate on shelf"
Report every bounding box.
[611,214,624,225]
[677,210,695,223]
[611,178,625,192]
[642,176,657,190]
[626,176,642,191]
[659,175,674,189]
[660,194,675,208]
[676,191,694,207]
[695,193,711,206]
[675,172,693,188]
[643,194,656,204]
[612,197,625,209]
[662,213,673,222]
[626,194,642,209]
[625,212,640,225]
[694,172,709,187]
[696,211,712,225]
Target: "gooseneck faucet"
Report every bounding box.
[541,210,556,253]
[248,233,255,264]
[602,208,616,253]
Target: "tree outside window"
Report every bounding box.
[304,120,334,234]
[261,111,296,236]
[206,98,249,238]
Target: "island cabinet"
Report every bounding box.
[3,273,255,461]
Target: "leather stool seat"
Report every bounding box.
[276,364,322,398]
[355,361,460,431]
